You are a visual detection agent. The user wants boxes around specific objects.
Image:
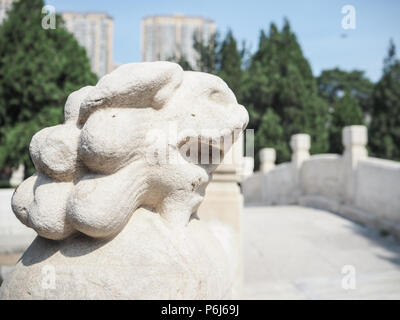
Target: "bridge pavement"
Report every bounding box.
[1,186,400,299]
[243,206,400,299]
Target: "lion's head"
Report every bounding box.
[12,62,248,240]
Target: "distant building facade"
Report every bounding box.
[0,0,15,24]
[62,12,114,78]
[0,5,114,78]
[141,14,216,69]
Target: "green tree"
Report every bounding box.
[242,20,329,163]
[255,108,288,166]
[0,0,97,176]
[317,68,373,116]
[167,54,193,71]
[329,91,364,154]
[174,29,245,100]
[217,29,243,98]
[369,40,400,160]
[193,31,219,74]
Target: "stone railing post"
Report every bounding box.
[9,163,25,188]
[260,148,276,173]
[290,134,310,203]
[239,156,254,180]
[290,134,310,169]
[342,125,368,169]
[342,125,368,204]
[197,132,244,298]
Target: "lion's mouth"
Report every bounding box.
[178,129,239,171]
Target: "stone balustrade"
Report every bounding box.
[242,125,400,238]
[260,148,276,173]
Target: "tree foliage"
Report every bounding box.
[329,91,364,154]
[167,54,193,71]
[173,28,246,101]
[192,31,220,74]
[0,0,97,175]
[242,20,329,163]
[317,68,373,116]
[217,30,243,98]
[172,25,400,164]
[255,108,288,165]
[369,40,400,161]
[2,5,399,173]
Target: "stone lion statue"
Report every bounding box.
[0,62,248,299]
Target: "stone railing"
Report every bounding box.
[242,125,400,238]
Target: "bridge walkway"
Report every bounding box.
[243,206,400,299]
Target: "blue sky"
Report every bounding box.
[47,0,400,82]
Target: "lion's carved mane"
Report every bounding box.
[12,62,249,240]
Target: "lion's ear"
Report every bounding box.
[64,86,94,124]
[78,61,183,124]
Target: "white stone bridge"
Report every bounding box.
[1,126,400,299]
[2,186,400,299]
[243,206,400,299]
[243,126,400,238]
[238,125,400,299]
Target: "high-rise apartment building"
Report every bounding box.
[62,12,114,78]
[0,3,113,78]
[0,0,15,24]
[141,14,216,69]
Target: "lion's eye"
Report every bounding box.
[210,89,221,97]
[209,90,226,103]
[209,88,235,105]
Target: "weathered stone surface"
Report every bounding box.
[0,61,248,299]
[30,125,81,181]
[0,208,232,299]
[64,86,94,124]
[11,61,248,240]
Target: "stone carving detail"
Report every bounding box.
[11,62,248,241]
[1,62,248,299]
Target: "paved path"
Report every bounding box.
[243,206,400,299]
[2,188,400,298]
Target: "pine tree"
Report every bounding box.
[167,54,193,71]
[217,29,243,98]
[369,40,400,160]
[329,91,364,154]
[188,29,245,101]
[317,68,373,116]
[193,31,219,74]
[0,0,97,175]
[255,108,288,166]
[241,29,270,132]
[242,20,329,163]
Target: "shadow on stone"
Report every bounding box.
[59,233,113,258]
[20,236,60,266]
[343,222,400,269]
[20,232,113,266]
